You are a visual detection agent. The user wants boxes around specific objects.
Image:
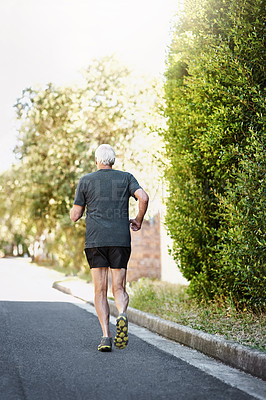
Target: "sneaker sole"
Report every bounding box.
[114,315,128,349]
[98,345,112,352]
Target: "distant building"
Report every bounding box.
[127,212,188,285]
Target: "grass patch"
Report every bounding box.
[129,278,266,352]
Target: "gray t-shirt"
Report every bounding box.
[74,169,141,248]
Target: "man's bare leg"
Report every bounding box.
[111,268,129,349]
[111,268,129,314]
[91,267,111,338]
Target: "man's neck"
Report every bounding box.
[97,164,112,170]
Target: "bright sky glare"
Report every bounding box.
[0,0,179,172]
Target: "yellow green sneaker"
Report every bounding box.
[98,336,112,352]
[114,313,128,349]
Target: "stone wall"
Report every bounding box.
[127,214,161,282]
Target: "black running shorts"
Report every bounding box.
[84,247,131,269]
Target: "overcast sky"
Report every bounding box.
[0,0,179,172]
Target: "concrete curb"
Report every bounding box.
[53,281,266,381]
[53,281,81,297]
[53,282,72,295]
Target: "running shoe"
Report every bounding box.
[114,313,128,349]
[98,336,112,352]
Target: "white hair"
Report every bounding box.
[95,144,116,166]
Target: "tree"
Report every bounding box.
[1,56,162,272]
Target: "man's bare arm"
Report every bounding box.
[70,205,85,222]
[129,188,149,231]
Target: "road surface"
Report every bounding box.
[0,258,265,400]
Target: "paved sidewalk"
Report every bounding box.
[53,277,266,381]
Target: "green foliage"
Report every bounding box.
[163,0,265,308]
[130,278,266,351]
[0,166,30,255]
[0,56,162,273]
[217,132,266,308]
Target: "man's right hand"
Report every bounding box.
[129,218,142,231]
[130,189,149,231]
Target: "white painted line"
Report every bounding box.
[74,301,266,400]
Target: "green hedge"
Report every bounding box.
[162,0,265,308]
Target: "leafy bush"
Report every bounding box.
[217,132,266,308]
[162,0,265,308]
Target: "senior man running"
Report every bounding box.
[70,144,149,352]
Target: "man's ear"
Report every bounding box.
[95,157,97,165]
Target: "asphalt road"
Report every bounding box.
[0,258,264,400]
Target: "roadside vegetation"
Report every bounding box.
[129,278,266,352]
[162,0,265,310]
[0,56,162,274]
